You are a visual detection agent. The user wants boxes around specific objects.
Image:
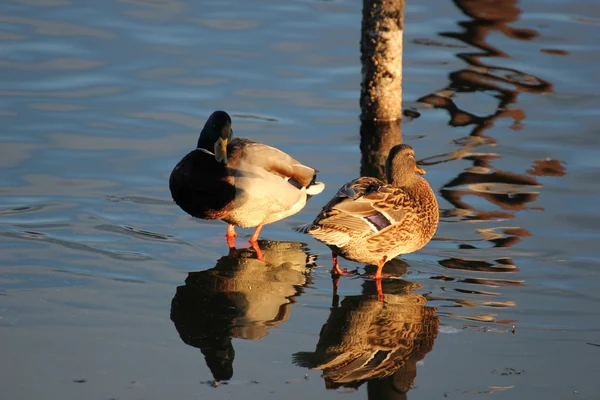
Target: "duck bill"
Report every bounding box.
[214,137,228,164]
[415,165,426,175]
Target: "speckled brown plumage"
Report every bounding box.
[293,279,439,390]
[296,144,439,278]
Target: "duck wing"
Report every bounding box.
[229,139,322,191]
[297,177,407,247]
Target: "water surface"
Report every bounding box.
[1,0,599,399]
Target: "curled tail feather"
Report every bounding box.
[292,351,315,368]
[306,181,325,196]
[293,222,314,234]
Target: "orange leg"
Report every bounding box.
[374,256,387,302]
[331,275,340,308]
[249,223,263,244]
[331,252,349,276]
[376,278,385,302]
[226,224,237,249]
[374,256,387,279]
[249,240,265,263]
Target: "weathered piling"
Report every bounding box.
[360,0,405,122]
[360,119,402,179]
[359,0,405,180]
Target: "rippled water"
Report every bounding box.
[2,0,600,399]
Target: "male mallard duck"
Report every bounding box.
[170,240,314,381]
[295,144,438,279]
[169,111,325,250]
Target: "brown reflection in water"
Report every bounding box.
[540,48,569,56]
[360,119,402,180]
[427,227,526,318]
[443,0,539,68]
[170,240,314,382]
[294,270,438,399]
[416,0,562,223]
[404,1,571,324]
[527,159,567,177]
[411,1,571,325]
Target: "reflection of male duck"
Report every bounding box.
[170,240,315,381]
[293,271,438,399]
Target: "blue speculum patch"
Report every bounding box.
[366,213,391,230]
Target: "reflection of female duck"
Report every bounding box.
[170,240,315,381]
[293,276,438,398]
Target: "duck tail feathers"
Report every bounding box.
[293,222,314,234]
[292,352,315,368]
[306,181,325,196]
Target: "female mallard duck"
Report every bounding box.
[169,110,325,251]
[295,144,438,279]
[293,279,439,392]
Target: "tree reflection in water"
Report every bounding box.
[405,0,567,325]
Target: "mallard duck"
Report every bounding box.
[295,144,438,279]
[169,111,325,249]
[170,240,314,381]
[293,279,439,392]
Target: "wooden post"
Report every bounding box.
[360,0,405,122]
[360,0,405,180]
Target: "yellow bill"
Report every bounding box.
[214,137,228,164]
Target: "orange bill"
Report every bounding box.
[415,165,426,175]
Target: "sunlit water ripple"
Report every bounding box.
[1,0,600,399]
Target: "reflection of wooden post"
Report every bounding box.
[360,0,405,180]
[360,120,402,180]
[360,0,405,121]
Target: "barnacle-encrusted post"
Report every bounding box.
[360,0,405,121]
[360,0,405,180]
[360,119,402,179]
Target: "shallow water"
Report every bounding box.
[1,0,600,399]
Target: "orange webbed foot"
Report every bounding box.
[374,256,387,302]
[330,253,352,276]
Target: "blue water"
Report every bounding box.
[1,0,599,399]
